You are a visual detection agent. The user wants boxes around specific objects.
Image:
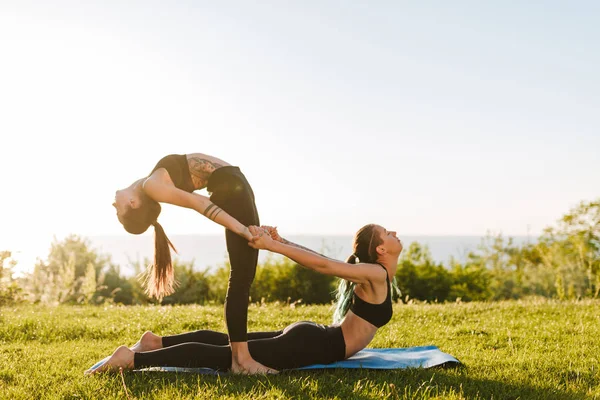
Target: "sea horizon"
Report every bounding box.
[89,233,536,277]
[6,233,537,277]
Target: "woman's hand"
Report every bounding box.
[242,226,258,242]
[248,226,275,250]
[261,225,283,242]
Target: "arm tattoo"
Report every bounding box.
[281,238,334,260]
[211,209,223,220]
[188,157,223,189]
[203,203,217,217]
[203,203,223,221]
[208,207,222,220]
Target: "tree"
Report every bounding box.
[26,235,110,304]
[395,242,452,302]
[0,251,23,305]
[534,199,600,298]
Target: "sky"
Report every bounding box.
[1,1,599,264]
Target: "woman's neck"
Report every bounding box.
[377,255,399,277]
[130,178,145,192]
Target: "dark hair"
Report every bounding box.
[333,224,384,322]
[119,191,177,300]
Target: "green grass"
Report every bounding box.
[1,299,599,399]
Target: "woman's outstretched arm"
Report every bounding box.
[248,227,382,285]
[143,177,255,240]
[260,226,335,259]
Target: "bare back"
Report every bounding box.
[185,153,231,190]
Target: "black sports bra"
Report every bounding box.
[150,154,195,193]
[350,264,393,328]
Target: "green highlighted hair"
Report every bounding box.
[333,224,385,323]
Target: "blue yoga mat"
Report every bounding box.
[88,346,460,374]
[299,346,460,370]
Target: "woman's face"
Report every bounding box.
[378,226,403,255]
[112,188,140,218]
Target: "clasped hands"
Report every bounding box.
[247,225,281,250]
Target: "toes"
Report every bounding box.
[86,356,110,376]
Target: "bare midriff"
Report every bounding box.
[340,311,379,358]
[185,153,232,190]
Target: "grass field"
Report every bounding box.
[1,299,599,399]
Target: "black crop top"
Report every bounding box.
[350,264,393,328]
[150,154,195,193]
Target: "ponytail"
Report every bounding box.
[332,224,384,323]
[332,253,358,323]
[144,221,178,300]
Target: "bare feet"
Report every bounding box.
[86,332,160,376]
[86,345,134,375]
[130,331,162,352]
[231,357,278,375]
[230,342,278,375]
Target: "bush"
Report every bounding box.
[448,258,491,301]
[251,255,336,304]
[0,251,24,305]
[207,255,337,305]
[25,235,110,304]
[162,261,211,305]
[95,264,136,304]
[9,198,600,305]
[395,242,452,302]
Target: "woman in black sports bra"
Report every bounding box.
[89,223,403,374]
[112,153,268,374]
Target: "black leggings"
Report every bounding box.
[206,167,259,342]
[134,322,346,371]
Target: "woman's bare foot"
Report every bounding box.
[230,342,278,375]
[231,357,278,375]
[130,331,162,352]
[86,345,134,375]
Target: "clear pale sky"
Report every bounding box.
[1,1,599,256]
